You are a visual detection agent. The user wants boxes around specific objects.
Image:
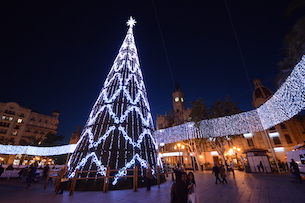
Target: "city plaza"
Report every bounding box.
[1,170,304,203]
[1,8,305,203]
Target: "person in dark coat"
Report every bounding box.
[145,164,153,191]
[174,163,183,181]
[212,163,222,184]
[259,161,265,172]
[219,164,228,184]
[25,164,37,189]
[21,166,29,182]
[171,172,189,203]
[42,164,50,179]
[0,165,4,176]
[290,159,303,183]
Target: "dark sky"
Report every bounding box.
[1,1,295,143]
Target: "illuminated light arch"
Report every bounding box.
[155,55,305,144]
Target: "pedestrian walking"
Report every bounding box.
[259,161,264,172]
[43,164,50,179]
[145,164,153,191]
[290,159,303,183]
[18,168,23,179]
[170,172,189,203]
[0,164,4,176]
[212,163,221,184]
[225,161,229,173]
[219,164,228,184]
[25,164,37,189]
[229,161,235,177]
[21,166,29,182]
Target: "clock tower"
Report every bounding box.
[173,83,185,113]
[172,83,186,125]
[156,83,191,129]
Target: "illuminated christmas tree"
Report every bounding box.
[68,17,160,186]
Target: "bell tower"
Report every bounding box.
[172,83,185,114]
[172,83,186,125]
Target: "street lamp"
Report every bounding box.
[174,143,185,165]
[232,147,241,164]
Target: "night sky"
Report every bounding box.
[1,1,295,143]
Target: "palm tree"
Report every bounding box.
[26,135,42,146]
[276,0,305,87]
[41,132,64,146]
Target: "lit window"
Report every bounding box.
[274,147,284,152]
[9,117,13,121]
[17,118,23,123]
[269,132,279,137]
[243,133,253,138]
[12,131,17,135]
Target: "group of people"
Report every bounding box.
[212,163,228,184]
[171,164,199,203]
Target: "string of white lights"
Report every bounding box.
[155,55,305,144]
[67,17,160,185]
[0,144,77,156]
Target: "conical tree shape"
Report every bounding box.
[68,17,160,186]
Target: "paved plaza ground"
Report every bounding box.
[0,170,304,203]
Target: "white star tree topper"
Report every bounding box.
[127,16,136,28]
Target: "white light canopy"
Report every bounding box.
[155,56,305,144]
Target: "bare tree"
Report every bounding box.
[189,96,242,170]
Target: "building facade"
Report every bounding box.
[0,102,59,145]
[157,79,305,171]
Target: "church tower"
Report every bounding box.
[252,78,273,108]
[172,83,185,114]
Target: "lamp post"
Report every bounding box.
[232,146,241,165]
[174,143,185,165]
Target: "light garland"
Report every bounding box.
[155,55,305,144]
[67,17,161,185]
[0,144,77,156]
